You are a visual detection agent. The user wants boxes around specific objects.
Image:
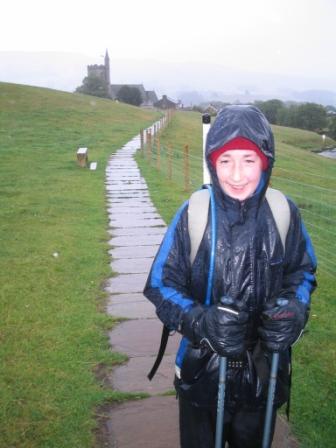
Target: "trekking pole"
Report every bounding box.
[203,113,227,447]
[215,356,227,448]
[262,352,279,448]
[215,298,238,448]
[262,297,289,447]
[202,113,211,185]
[202,113,227,447]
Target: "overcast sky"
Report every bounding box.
[1,0,336,96]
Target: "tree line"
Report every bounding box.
[254,99,336,140]
[76,74,336,141]
[75,74,142,106]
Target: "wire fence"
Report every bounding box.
[139,121,336,278]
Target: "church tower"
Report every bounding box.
[104,49,111,96]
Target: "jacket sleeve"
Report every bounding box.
[143,201,195,330]
[280,199,317,309]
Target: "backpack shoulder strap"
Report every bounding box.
[188,189,210,265]
[147,189,210,382]
[265,187,290,252]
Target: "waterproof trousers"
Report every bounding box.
[179,397,277,448]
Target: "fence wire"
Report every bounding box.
[141,135,335,278]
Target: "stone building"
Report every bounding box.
[154,95,178,110]
[86,50,158,107]
[87,50,111,97]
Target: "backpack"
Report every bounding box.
[188,187,290,264]
[148,187,290,381]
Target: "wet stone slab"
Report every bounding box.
[111,354,176,394]
[109,319,180,357]
[106,292,147,304]
[106,159,138,164]
[109,158,136,164]
[99,397,296,448]
[273,416,300,448]
[105,273,148,294]
[107,205,156,213]
[109,217,165,228]
[110,257,153,274]
[106,187,148,193]
[109,226,166,237]
[110,245,159,259]
[107,200,154,209]
[106,182,146,188]
[106,176,142,183]
[107,163,138,168]
[106,177,142,184]
[109,234,164,248]
[106,184,147,191]
[106,174,144,180]
[101,396,179,448]
[106,192,149,199]
[108,211,160,221]
[108,211,161,219]
[106,172,141,177]
[106,295,155,319]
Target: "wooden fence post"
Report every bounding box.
[156,136,161,171]
[184,144,190,191]
[168,144,173,181]
[140,129,144,151]
[147,129,152,164]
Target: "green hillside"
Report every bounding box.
[136,110,336,447]
[0,82,160,447]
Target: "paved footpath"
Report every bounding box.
[99,129,299,447]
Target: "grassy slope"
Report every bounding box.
[136,110,336,447]
[0,82,160,447]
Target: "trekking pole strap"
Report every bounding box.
[147,325,170,381]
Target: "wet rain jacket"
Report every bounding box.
[144,105,317,410]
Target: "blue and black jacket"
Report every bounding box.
[144,105,317,409]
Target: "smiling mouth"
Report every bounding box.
[229,184,247,190]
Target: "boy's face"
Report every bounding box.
[215,149,263,201]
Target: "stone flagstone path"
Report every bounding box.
[99,128,300,447]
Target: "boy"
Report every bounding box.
[144,105,316,447]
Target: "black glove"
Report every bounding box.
[258,298,309,352]
[180,297,248,358]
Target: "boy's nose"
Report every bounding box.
[232,163,242,181]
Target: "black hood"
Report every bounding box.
[205,105,275,204]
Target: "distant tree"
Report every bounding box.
[255,99,285,124]
[327,116,336,140]
[277,104,300,128]
[76,75,109,98]
[295,103,327,131]
[117,86,142,106]
[326,105,336,114]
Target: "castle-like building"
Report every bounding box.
[87,51,111,94]
[87,50,158,107]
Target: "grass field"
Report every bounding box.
[0,82,160,447]
[136,110,336,447]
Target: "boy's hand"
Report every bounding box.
[181,297,248,357]
[258,298,308,352]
